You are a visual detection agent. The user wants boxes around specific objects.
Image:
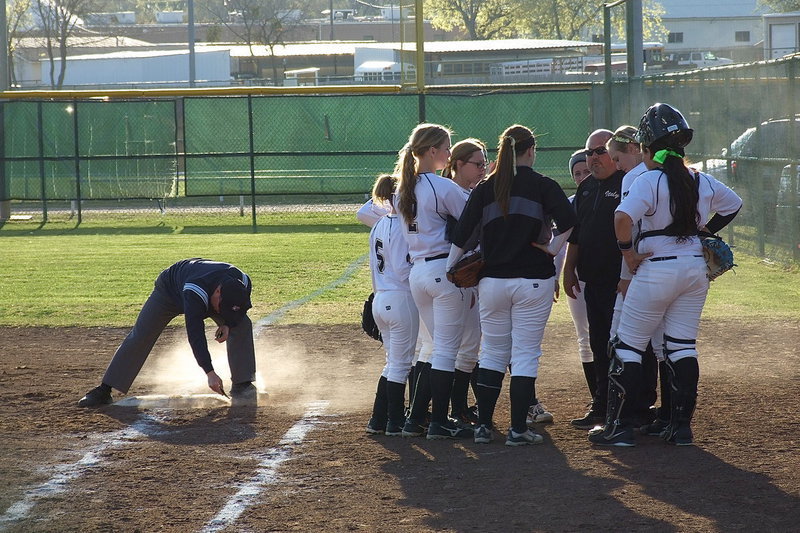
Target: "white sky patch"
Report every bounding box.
[200,400,330,533]
[0,414,168,527]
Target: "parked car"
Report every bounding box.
[721,117,800,225]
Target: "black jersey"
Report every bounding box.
[568,170,624,285]
[451,166,576,280]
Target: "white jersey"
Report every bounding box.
[356,198,390,228]
[397,172,468,262]
[370,214,413,292]
[617,169,743,258]
[619,162,649,280]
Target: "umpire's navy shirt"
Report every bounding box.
[157,258,251,373]
[568,170,624,285]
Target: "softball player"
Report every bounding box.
[364,175,420,436]
[554,150,593,405]
[442,138,487,424]
[448,125,576,445]
[590,103,742,447]
[395,123,473,440]
[606,125,664,433]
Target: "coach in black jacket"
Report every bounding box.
[563,130,624,429]
[78,258,257,407]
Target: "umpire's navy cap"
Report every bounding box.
[219,277,252,327]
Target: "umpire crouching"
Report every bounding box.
[78,258,257,407]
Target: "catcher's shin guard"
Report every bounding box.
[664,356,698,445]
[605,337,642,434]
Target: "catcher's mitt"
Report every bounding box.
[361,292,382,342]
[701,235,735,281]
[446,253,485,288]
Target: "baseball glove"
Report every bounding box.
[446,253,485,288]
[361,292,382,342]
[701,235,735,281]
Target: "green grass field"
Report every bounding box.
[1,212,797,327]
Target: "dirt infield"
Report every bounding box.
[1,319,798,532]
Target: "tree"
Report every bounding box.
[757,0,800,11]
[201,0,305,85]
[425,0,666,43]
[33,0,94,88]
[7,0,33,87]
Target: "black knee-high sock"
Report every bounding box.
[409,362,431,422]
[386,380,406,425]
[582,361,596,401]
[469,362,480,403]
[529,377,539,407]
[476,368,504,428]
[510,376,535,433]
[429,369,455,425]
[658,360,671,419]
[371,376,388,422]
[450,369,472,416]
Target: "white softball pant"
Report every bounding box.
[616,255,708,364]
[566,280,592,364]
[373,290,419,384]
[611,290,665,361]
[409,258,466,372]
[412,288,478,372]
[477,276,555,378]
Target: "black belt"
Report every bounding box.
[649,255,704,262]
[424,253,448,262]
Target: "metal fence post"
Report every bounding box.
[72,99,82,225]
[789,58,799,261]
[37,101,48,223]
[0,102,7,222]
[247,95,257,232]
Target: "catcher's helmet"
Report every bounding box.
[636,103,693,148]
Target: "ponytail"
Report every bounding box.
[488,125,535,217]
[647,141,700,237]
[395,123,451,222]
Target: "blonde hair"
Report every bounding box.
[606,125,640,154]
[371,174,396,203]
[442,138,487,180]
[488,125,535,218]
[395,123,451,222]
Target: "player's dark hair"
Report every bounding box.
[646,136,700,238]
[442,138,486,180]
[395,123,451,222]
[489,125,535,218]
[371,174,396,204]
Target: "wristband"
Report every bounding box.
[617,240,633,251]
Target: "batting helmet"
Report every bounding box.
[636,103,693,148]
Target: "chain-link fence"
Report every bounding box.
[591,55,800,264]
[3,65,799,264]
[0,86,590,223]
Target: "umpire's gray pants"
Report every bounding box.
[102,280,257,393]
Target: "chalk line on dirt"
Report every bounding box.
[200,400,330,533]
[0,414,168,528]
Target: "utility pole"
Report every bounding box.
[188,0,196,87]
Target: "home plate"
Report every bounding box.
[114,394,232,408]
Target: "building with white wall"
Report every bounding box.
[661,0,768,62]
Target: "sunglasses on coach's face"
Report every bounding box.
[584,147,608,156]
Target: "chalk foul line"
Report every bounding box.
[200,400,330,533]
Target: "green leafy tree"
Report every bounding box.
[757,0,800,11]
[425,0,666,42]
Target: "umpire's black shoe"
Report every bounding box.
[230,382,258,406]
[570,410,604,430]
[78,385,113,407]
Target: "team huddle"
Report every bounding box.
[360,103,743,447]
